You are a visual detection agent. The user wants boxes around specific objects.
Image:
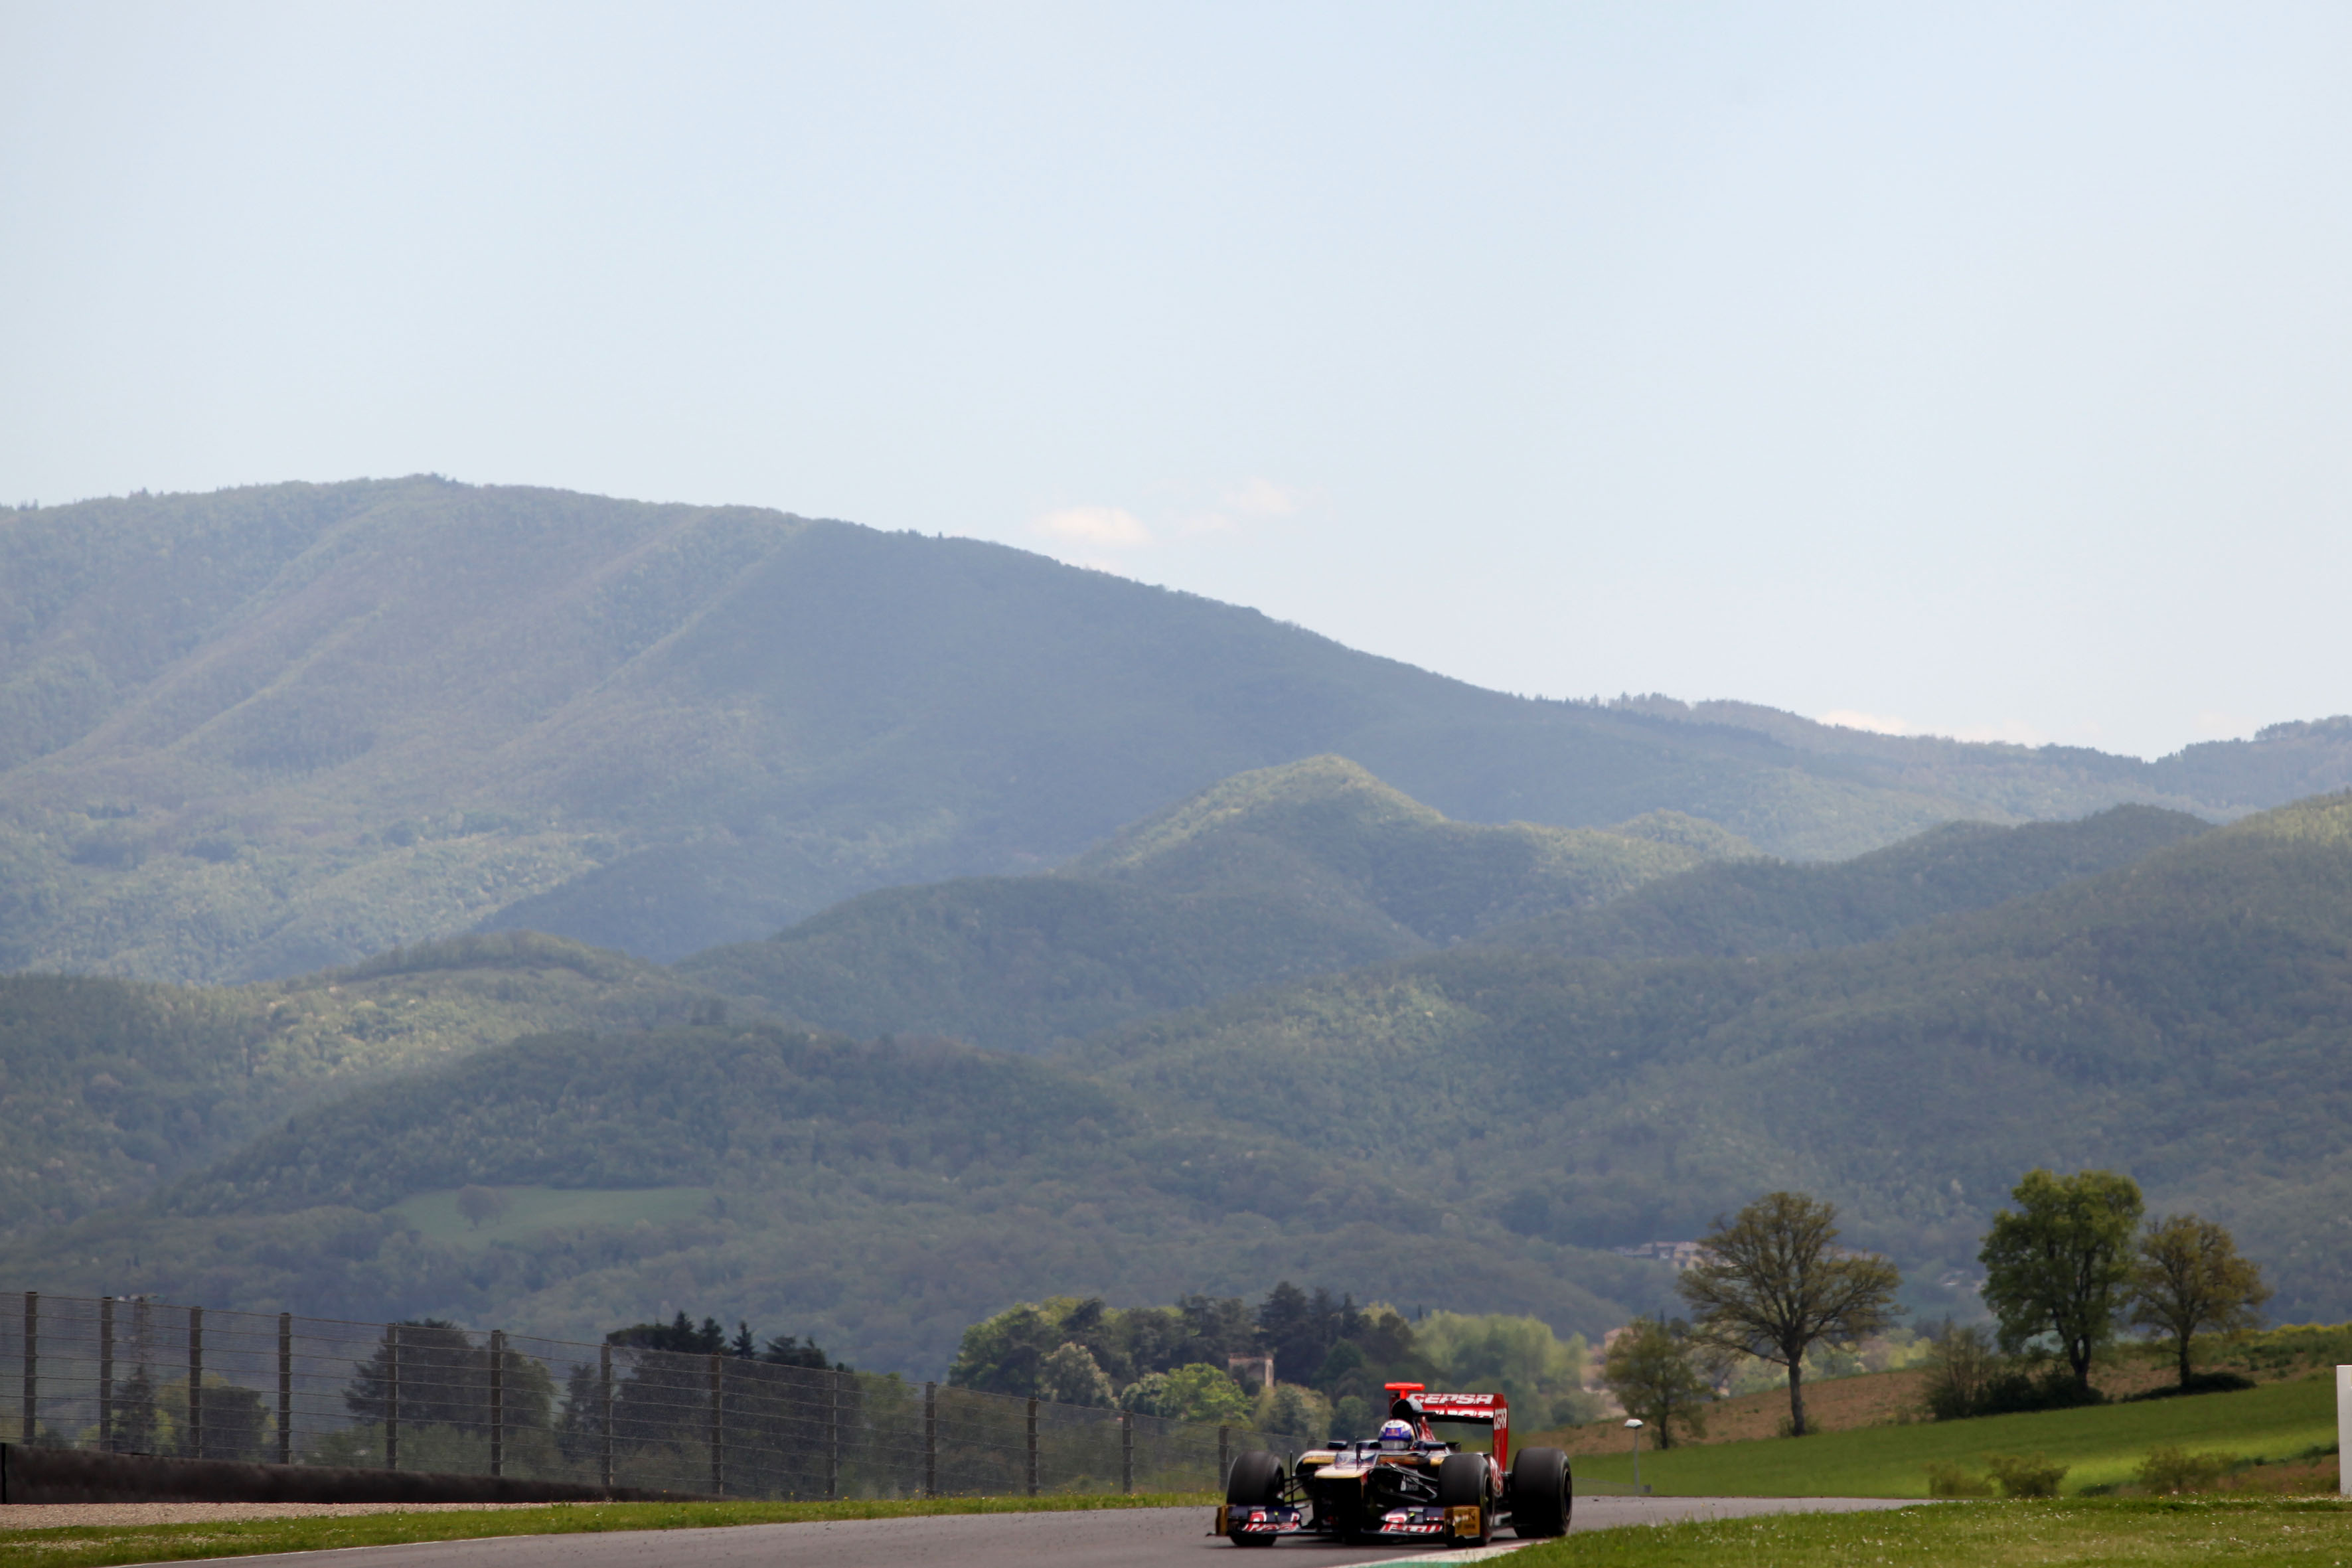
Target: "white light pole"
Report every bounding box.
[1624,1417,1644,1495]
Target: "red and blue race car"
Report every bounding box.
[1215,1383,1571,1549]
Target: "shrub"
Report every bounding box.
[1923,1460,1996,1498]
[2135,1445,2237,1493]
[1975,1363,2106,1417]
[2122,1370,2255,1402]
[1984,1452,2069,1498]
[1919,1320,1997,1420]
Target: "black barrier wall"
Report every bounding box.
[0,1443,696,1506]
[3,1291,1278,1501]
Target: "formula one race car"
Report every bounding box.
[1214,1383,1570,1549]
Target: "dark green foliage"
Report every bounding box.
[7,479,2345,982]
[1981,1170,2146,1390]
[607,1312,729,1355]
[344,1319,554,1433]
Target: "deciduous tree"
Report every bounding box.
[1979,1168,2144,1393]
[2130,1214,2270,1387]
[1599,1316,1711,1449]
[1676,1191,1902,1436]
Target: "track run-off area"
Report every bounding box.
[110,1497,1924,1567]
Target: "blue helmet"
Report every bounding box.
[1377,1419,1415,1450]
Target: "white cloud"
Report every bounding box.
[1816,709,1917,736]
[1818,709,2050,747]
[2191,709,2258,741]
[1225,477,1304,517]
[1177,476,1314,536]
[1034,505,1152,548]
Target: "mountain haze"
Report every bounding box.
[678,757,1753,1051]
[7,479,2350,982]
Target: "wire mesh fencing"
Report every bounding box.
[1,1289,1280,1500]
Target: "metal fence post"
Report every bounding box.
[708,1351,724,1497]
[824,1373,839,1500]
[1219,1425,1229,1491]
[277,1313,293,1466]
[20,1291,35,1445]
[385,1324,400,1472]
[99,1296,115,1452]
[597,1344,616,1495]
[1120,1411,1133,1495]
[1026,1395,1039,1497]
[923,1381,937,1498]
[599,1343,613,1492]
[489,1330,505,1479]
[187,1304,203,1460]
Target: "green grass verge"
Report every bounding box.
[1512,1498,2352,1566]
[1569,1374,2336,1497]
[0,1491,1216,1568]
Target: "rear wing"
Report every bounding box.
[1385,1382,1510,1468]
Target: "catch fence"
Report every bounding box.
[1,1290,1279,1499]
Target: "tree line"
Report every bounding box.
[1602,1170,2270,1447]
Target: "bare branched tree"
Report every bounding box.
[2130,1214,2270,1387]
[1677,1191,1903,1437]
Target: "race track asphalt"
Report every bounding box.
[141,1496,1926,1567]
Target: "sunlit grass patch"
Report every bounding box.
[1517,1498,2352,1565]
[0,1491,1216,1568]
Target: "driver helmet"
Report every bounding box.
[1377,1419,1415,1451]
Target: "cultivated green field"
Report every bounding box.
[1514,1498,2352,1567]
[1567,1375,2337,1497]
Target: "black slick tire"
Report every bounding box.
[1506,1446,1571,1538]
[1225,1450,1285,1547]
[1437,1453,1490,1547]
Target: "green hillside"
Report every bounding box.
[1478,803,2210,959]
[0,933,725,1239]
[1,1022,1670,1373]
[678,757,1747,1051]
[1066,791,2352,1317]
[5,479,2346,981]
[1566,1374,2337,1497]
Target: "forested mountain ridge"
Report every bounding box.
[2,1021,1665,1372]
[0,933,727,1239]
[1065,789,2352,1322]
[1476,803,2211,959]
[676,757,1753,1051]
[6,788,2340,1375]
[7,479,2349,982]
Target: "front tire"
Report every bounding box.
[1225,1450,1285,1547]
[1437,1453,1490,1548]
[1506,1446,1571,1538]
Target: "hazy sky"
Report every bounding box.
[6,3,2349,759]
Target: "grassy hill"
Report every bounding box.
[0,933,725,1239]
[677,757,1751,1051]
[1563,1374,2338,1497]
[1064,790,2352,1318]
[7,479,2349,981]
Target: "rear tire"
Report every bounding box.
[1437,1453,1490,1547]
[1506,1446,1571,1538]
[1225,1451,1285,1547]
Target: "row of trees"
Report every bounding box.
[1601,1172,2270,1445]
[946,1283,1600,1437]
